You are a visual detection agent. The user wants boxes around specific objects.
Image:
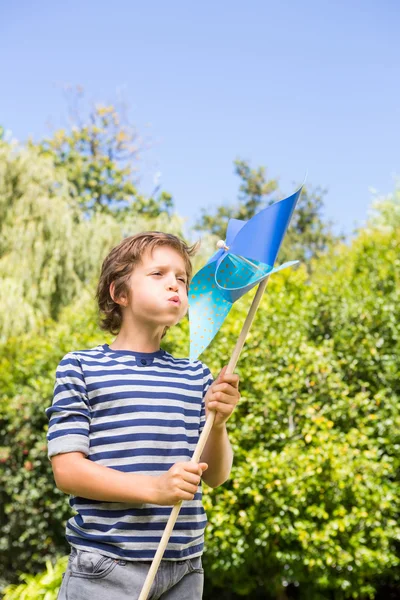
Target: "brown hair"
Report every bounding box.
[96,231,200,336]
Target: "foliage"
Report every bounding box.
[1,220,399,599]
[0,295,101,582]
[0,137,185,342]
[194,159,278,238]
[194,159,341,264]
[1,117,400,600]
[39,100,173,219]
[366,182,400,233]
[2,556,67,600]
[281,184,342,264]
[199,225,400,599]
[0,138,112,340]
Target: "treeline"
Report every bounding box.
[0,105,399,599]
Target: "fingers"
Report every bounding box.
[172,462,208,483]
[182,461,208,474]
[216,370,240,388]
[207,376,240,421]
[182,470,202,486]
[207,401,235,415]
[172,462,208,498]
[159,462,209,505]
[212,382,240,397]
[179,480,201,496]
[215,365,228,384]
[209,383,240,406]
[226,373,240,387]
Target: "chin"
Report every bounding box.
[166,317,182,327]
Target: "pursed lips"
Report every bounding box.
[168,295,181,305]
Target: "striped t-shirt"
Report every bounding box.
[45,343,214,561]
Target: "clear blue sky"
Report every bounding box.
[1,0,399,239]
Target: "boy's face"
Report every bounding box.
[121,245,189,329]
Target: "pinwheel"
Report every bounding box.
[139,184,303,600]
[189,185,303,361]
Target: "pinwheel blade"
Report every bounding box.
[189,262,232,362]
[230,186,303,265]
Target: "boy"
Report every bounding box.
[46,231,240,600]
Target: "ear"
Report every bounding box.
[110,282,127,307]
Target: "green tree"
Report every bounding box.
[39,98,173,219]
[194,159,278,239]
[0,136,185,343]
[281,184,341,263]
[234,159,278,218]
[1,223,399,598]
[366,182,400,232]
[199,225,400,599]
[194,159,340,264]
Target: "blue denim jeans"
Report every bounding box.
[57,547,204,600]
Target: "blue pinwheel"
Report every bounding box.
[189,185,303,361]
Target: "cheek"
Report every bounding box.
[178,296,188,315]
[136,284,158,304]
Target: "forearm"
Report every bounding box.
[200,423,233,488]
[52,453,159,504]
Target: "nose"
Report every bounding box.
[166,275,179,291]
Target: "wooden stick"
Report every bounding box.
[138,276,270,600]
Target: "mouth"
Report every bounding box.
[168,295,181,306]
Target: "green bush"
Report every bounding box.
[0,227,399,599]
[0,295,104,580]
[2,556,67,600]
[200,229,400,598]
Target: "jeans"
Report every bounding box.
[57,547,204,600]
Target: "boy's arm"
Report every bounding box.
[51,452,159,503]
[200,423,233,488]
[51,452,208,505]
[199,365,240,488]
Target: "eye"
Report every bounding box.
[152,272,162,276]
[178,277,187,283]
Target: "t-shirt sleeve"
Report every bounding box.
[199,362,214,435]
[45,352,91,459]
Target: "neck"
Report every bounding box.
[109,322,164,353]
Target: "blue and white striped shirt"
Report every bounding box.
[46,343,214,561]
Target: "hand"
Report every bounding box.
[155,461,208,505]
[205,365,240,428]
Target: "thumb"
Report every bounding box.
[216,365,228,383]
